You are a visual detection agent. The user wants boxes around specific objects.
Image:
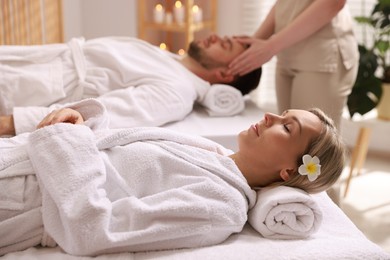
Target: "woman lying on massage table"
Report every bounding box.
[0,98,346,256]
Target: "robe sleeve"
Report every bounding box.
[94,81,195,129]
[27,123,245,256]
[13,98,109,134]
[13,81,195,134]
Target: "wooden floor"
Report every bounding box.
[338,151,390,254]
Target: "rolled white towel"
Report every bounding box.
[200,84,245,116]
[248,186,322,239]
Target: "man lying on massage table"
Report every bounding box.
[0,34,261,136]
[0,98,345,256]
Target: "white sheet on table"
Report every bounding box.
[2,192,389,260]
[164,98,265,151]
[3,98,388,259]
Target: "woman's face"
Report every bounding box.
[237,109,323,185]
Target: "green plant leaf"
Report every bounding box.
[347,76,382,118]
[356,46,378,81]
[347,46,383,118]
[375,0,390,28]
[384,66,390,82]
[348,0,389,118]
[375,40,390,55]
[354,16,373,26]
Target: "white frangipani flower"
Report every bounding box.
[298,154,321,182]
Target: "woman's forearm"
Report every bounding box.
[253,5,276,40]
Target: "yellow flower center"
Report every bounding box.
[306,163,317,174]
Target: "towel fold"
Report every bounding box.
[200,84,245,116]
[248,186,322,239]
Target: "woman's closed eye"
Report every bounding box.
[283,124,291,133]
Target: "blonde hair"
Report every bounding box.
[273,108,347,194]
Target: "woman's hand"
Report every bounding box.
[37,108,84,129]
[228,37,275,76]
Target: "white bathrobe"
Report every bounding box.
[0,99,256,256]
[0,37,210,135]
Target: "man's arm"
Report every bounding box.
[94,83,195,129]
[0,115,15,136]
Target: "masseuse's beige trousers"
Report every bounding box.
[275,53,358,129]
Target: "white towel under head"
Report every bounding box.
[248,186,323,239]
[200,84,245,116]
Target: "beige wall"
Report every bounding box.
[62,0,243,41]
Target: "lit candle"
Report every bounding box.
[174,1,185,24]
[165,12,173,24]
[192,5,203,23]
[153,4,165,24]
[178,49,185,56]
[159,42,168,50]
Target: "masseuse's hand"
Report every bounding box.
[37,108,84,129]
[228,37,275,76]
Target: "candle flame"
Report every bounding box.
[175,1,182,8]
[178,49,185,55]
[192,5,199,12]
[159,43,167,50]
[155,4,163,11]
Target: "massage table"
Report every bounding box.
[164,98,263,151]
[2,98,389,260]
